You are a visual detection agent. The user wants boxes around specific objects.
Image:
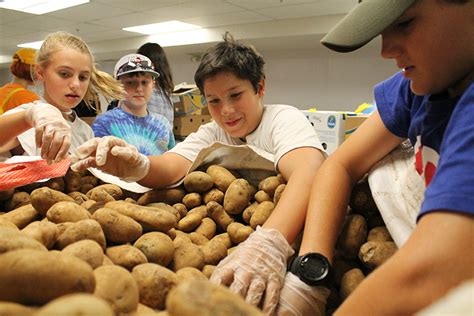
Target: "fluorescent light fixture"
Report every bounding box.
[147,28,221,47]
[0,0,89,15]
[17,41,44,49]
[123,20,201,35]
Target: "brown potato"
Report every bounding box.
[61,239,104,269]
[367,226,393,242]
[46,201,91,223]
[258,175,285,197]
[64,170,82,193]
[147,202,181,221]
[195,217,217,240]
[21,220,59,249]
[227,222,254,244]
[106,244,148,271]
[68,191,89,204]
[94,265,139,315]
[173,242,205,271]
[0,189,14,202]
[35,294,114,316]
[0,227,47,254]
[200,239,228,265]
[0,249,95,305]
[44,177,65,192]
[359,241,398,270]
[201,265,216,279]
[207,201,233,230]
[0,204,39,228]
[337,214,368,259]
[183,171,214,193]
[0,302,35,316]
[137,187,186,205]
[254,190,271,203]
[249,201,274,229]
[172,203,188,219]
[3,191,30,211]
[202,188,224,205]
[188,232,209,246]
[176,267,207,284]
[177,213,203,232]
[55,219,106,250]
[242,202,259,224]
[206,165,236,192]
[340,268,365,300]
[273,183,286,205]
[132,263,179,310]
[30,187,75,216]
[92,207,142,243]
[134,232,174,267]
[223,179,251,215]
[87,184,123,202]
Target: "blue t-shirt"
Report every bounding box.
[92,107,175,156]
[375,72,474,219]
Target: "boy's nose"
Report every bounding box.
[381,35,401,59]
[221,101,235,115]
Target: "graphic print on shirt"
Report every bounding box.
[414,135,439,187]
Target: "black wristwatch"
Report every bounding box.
[288,252,333,287]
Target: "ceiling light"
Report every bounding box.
[17,41,44,49]
[123,20,201,35]
[0,0,89,15]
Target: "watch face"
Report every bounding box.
[300,254,329,282]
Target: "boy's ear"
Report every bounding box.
[257,78,266,97]
[35,66,45,81]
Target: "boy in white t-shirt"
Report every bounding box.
[71,33,326,314]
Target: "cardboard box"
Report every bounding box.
[171,83,207,116]
[173,114,212,137]
[302,111,368,154]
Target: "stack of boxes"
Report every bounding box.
[172,83,212,138]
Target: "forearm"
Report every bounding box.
[298,157,355,261]
[138,152,191,188]
[0,111,30,149]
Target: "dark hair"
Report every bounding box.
[194,32,265,94]
[10,60,33,81]
[137,42,174,96]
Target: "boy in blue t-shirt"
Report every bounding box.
[92,53,175,155]
[273,0,474,315]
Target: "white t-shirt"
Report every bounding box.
[169,104,325,170]
[1,103,93,158]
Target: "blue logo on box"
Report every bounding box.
[327,115,336,128]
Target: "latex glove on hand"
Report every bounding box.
[276,272,330,316]
[25,101,71,164]
[70,136,150,182]
[210,226,294,315]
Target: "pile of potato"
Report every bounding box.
[0,165,396,315]
[0,165,286,315]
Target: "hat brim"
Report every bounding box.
[321,0,416,53]
[116,69,160,79]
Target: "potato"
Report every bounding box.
[249,201,275,229]
[227,222,254,244]
[200,239,228,265]
[337,214,368,259]
[340,268,365,300]
[254,190,271,203]
[92,207,142,243]
[80,183,94,194]
[80,199,98,211]
[242,202,258,224]
[173,232,192,248]
[55,219,106,250]
[367,226,393,242]
[87,184,123,202]
[46,201,91,223]
[189,232,209,246]
[35,294,114,316]
[0,204,39,228]
[183,171,214,193]
[132,263,179,310]
[106,244,148,271]
[147,202,181,221]
[195,217,217,240]
[94,265,139,315]
[30,187,75,216]
[166,280,264,316]
[177,213,203,232]
[81,175,99,187]
[211,233,233,249]
[201,265,216,279]
[0,249,95,305]
[0,302,35,316]
[62,239,104,269]
[202,188,224,205]
[176,267,207,284]
[223,179,251,215]
[3,191,30,211]
[349,176,379,218]
[44,177,65,192]
[56,221,74,235]
[0,189,14,202]
[273,183,286,205]
[21,220,59,249]
[0,227,47,253]
[105,201,176,233]
[64,170,82,193]
[172,203,188,219]
[68,191,89,204]
[137,187,186,205]
[258,175,285,197]
[206,165,236,192]
[0,218,19,230]
[173,242,205,271]
[359,241,398,270]
[182,192,201,209]
[134,232,174,267]
[207,201,234,230]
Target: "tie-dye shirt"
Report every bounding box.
[92,107,175,155]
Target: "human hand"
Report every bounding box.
[70,136,150,182]
[276,272,330,316]
[24,101,71,163]
[210,226,294,315]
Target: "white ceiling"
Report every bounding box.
[0,0,359,67]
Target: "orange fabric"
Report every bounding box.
[0,83,40,114]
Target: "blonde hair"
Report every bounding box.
[36,31,124,110]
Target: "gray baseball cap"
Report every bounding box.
[321,0,417,53]
[114,53,160,79]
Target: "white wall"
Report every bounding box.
[1,43,399,113]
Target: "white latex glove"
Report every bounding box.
[24,101,71,163]
[276,272,330,316]
[210,226,294,315]
[70,136,150,182]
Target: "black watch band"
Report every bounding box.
[288,252,333,287]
